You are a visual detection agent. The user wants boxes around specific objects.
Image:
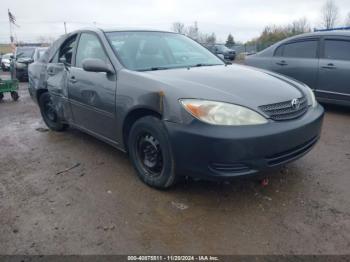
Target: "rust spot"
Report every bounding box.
[158,91,165,112]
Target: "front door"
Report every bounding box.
[317,37,350,104]
[271,38,320,90]
[68,32,117,140]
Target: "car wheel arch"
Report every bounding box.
[122,108,162,152]
[36,88,48,102]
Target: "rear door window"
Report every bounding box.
[324,39,350,60]
[282,40,318,58]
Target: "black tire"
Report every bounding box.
[39,92,67,131]
[10,91,19,101]
[0,93,4,101]
[128,116,177,189]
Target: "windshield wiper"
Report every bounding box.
[190,63,223,68]
[139,66,170,71]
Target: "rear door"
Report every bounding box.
[271,38,320,89]
[317,36,350,104]
[68,32,117,140]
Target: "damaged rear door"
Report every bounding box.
[68,32,118,141]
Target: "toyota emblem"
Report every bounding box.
[291,98,300,110]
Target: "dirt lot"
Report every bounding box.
[0,72,350,255]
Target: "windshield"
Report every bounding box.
[16,48,35,58]
[106,31,224,71]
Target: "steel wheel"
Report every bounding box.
[136,132,164,177]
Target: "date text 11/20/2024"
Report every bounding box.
[127,255,219,261]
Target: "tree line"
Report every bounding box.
[171,0,350,51]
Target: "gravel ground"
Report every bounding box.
[0,72,349,255]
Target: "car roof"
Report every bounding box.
[255,30,350,57]
[69,27,176,34]
[285,30,350,40]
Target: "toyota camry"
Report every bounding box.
[28,28,324,188]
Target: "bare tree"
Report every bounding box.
[321,0,339,29]
[171,22,186,34]
[346,12,350,26]
[198,32,216,45]
[187,21,199,40]
[291,17,311,34]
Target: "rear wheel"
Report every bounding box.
[0,93,3,101]
[39,92,67,131]
[128,116,177,189]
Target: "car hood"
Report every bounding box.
[140,64,304,110]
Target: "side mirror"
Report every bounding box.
[82,58,113,74]
[59,57,67,64]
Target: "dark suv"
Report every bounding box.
[14,46,36,81]
[245,31,350,106]
[207,44,236,61]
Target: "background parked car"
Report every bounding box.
[14,46,36,81]
[1,53,13,71]
[207,44,236,61]
[245,31,350,107]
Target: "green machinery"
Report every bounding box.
[0,63,19,101]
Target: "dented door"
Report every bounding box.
[46,63,74,123]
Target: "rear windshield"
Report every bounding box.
[106,31,224,71]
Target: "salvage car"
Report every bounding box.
[245,30,350,106]
[28,28,324,188]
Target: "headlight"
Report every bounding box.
[304,86,317,108]
[180,99,268,126]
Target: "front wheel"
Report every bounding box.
[39,92,67,131]
[128,116,177,189]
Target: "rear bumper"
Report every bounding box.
[165,105,324,179]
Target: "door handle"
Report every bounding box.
[322,63,336,69]
[69,76,77,83]
[276,60,288,66]
[47,70,55,76]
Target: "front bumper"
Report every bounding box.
[224,54,236,60]
[165,105,324,179]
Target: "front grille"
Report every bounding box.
[259,96,308,121]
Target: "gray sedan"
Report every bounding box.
[28,28,324,188]
[245,31,350,106]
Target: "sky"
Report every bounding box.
[1,0,350,44]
